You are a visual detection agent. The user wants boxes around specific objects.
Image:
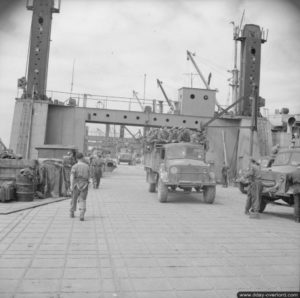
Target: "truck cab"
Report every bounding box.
[144,142,216,203]
[117,148,135,165]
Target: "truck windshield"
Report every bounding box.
[291,152,300,165]
[166,145,204,160]
[273,152,291,166]
[273,151,300,166]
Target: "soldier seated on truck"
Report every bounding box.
[177,127,191,142]
[146,128,159,144]
[267,144,280,167]
[157,127,169,143]
[168,127,179,143]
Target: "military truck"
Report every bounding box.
[144,142,216,203]
[117,148,136,165]
[259,147,300,216]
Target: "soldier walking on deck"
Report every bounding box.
[244,157,262,218]
[63,151,77,196]
[70,152,90,221]
[90,153,104,189]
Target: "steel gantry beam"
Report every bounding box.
[84,107,238,129]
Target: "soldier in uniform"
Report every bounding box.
[267,144,279,167]
[244,157,262,218]
[63,151,77,196]
[177,127,191,142]
[70,152,90,221]
[147,128,159,144]
[90,153,104,189]
[287,167,300,222]
[168,127,179,143]
[221,162,229,188]
[197,129,209,150]
[158,126,169,143]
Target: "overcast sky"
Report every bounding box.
[0,0,300,145]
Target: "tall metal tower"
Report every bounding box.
[236,24,267,116]
[10,0,60,158]
[26,0,60,98]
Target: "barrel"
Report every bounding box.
[16,173,34,202]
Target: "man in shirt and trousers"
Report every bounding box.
[63,151,77,196]
[245,157,262,218]
[70,152,90,221]
[90,153,105,189]
[221,162,229,188]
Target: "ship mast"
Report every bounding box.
[229,10,244,114]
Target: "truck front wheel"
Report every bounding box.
[239,183,248,194]
[259,196,268,213]
[149,183,156,193]
[294,194,300,222]
[158,179,168,203]
[203,186,216,204]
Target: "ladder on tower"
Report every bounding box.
[16,100,33,158]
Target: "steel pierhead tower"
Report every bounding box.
[237,24,267,116]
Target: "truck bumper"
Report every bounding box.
[262,189,291,199]
[165,181,216,187]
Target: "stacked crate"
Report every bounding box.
[0,159,36,202]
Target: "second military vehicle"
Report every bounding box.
[259,147,300,216]
[117,147,136,165]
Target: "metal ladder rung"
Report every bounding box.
[16,101,33,156]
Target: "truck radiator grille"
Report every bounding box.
[168,166,209,183]
[177,173,209,182]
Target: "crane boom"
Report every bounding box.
[132,90,144,111]
[124,126,136,140]
[202,96,245,128]
[0,138,7,151]
[156,79,175,112]
[207,73,212,87]
[187,50,225,112]
[186,50,209,89]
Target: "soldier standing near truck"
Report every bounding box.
[287,167,300,222]
[221,162,229,188]
[244,157,262,218]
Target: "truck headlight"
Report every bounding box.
[160,170,168,181]
[170,167,178,174]
[209,172,215,180]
